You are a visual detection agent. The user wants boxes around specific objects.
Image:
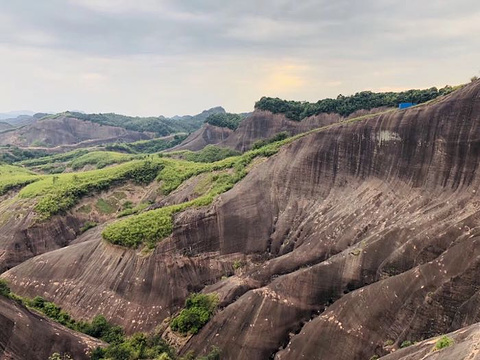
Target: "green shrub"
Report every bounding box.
[0,279,11,297]
[170,293,219,335]
[400,340,413,348]
[20,159,163,219]
[96,198,117,215]
[204,112,243,130]
[0,164,42,195]
[384,339,394,346]
[183,145,240,163]
[70,151,133,170]
[434,335,454,350]
[80,221,97,233]
[197,347,221,360]
[251,132,289,150]
[232,260,245,270]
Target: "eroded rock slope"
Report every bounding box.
[3,81,480,359]
[0,296,103,360]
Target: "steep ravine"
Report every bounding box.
[2,81,480,359]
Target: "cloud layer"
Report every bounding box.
[1,0,479,116]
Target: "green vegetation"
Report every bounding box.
[1,280,216,360]
[182,145,240,163]
[251,132,289,150]
[255,86,457,121]
[105,134,187,154]
[400,340,413,348]
[434,335,454,350]
[170,293,219,335]
[18,149,90,167]
[70,151,134,170]
[383,339,394,346]
[0,146,49,164]
[204,112,244,130]
[80,221,98,233]
[91,332,176,360]
[96,198,117,215]
[0,164,42,195]
[0,279,11,297]
[48,353,73,360]
[232,260,245,270]
[117,201,150,218]
[102,137,292,249]
[20,159,163,219]
[51,110,223,136]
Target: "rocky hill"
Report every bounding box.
[1,80,480,359]
[0,115,153,147]
[0,296,103,359]
[170,123,234,151]
[0,121,12,132]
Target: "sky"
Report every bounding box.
[0,0,479,117]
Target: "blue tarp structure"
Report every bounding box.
[398,102,416,109]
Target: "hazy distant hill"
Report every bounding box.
[0,107,226,148]
[0,121,13,132]
[0,110,36,120]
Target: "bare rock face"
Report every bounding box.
[171,123,233,151]
[3,81,480,359]
[220,110,341,151]
[2,237,242,334]
[380,322,480,360]
[0,116,151,147]
[0,296,103,360]
[0,197,82,273]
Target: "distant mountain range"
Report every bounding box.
[0,107,227,148]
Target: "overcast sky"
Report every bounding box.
[1,0,479,117]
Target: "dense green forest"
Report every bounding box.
[255,86,457,121]
[204,112,244,130]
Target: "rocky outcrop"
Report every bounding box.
[0,197,82,272]
[171,123,233,151]
[3,81,480,359]
[0,115,152,147]
[219,110,341,151]
[0,296,103,360]
[380,322,480,360]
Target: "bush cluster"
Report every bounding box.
[170,293,219,335]
[20,159,163,219]
[182,145,240,163]
[204,113,243,130]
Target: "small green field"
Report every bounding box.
[0,164,43,195]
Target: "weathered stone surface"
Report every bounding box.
[0,115,151,147]
[171,123,233,151]
[380,322,480,360]
[0,296,103,360]
[3,81,480,359]
[220,110,341,151]
[0,197,82,272]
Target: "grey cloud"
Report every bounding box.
[0,0,477,59]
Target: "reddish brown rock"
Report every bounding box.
[0,296,103,360]
[0,115,151,147]
[171,123,233,151]
[220,110,341,151]
[3,81,480,359]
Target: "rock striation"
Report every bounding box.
[2,81,480,359]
